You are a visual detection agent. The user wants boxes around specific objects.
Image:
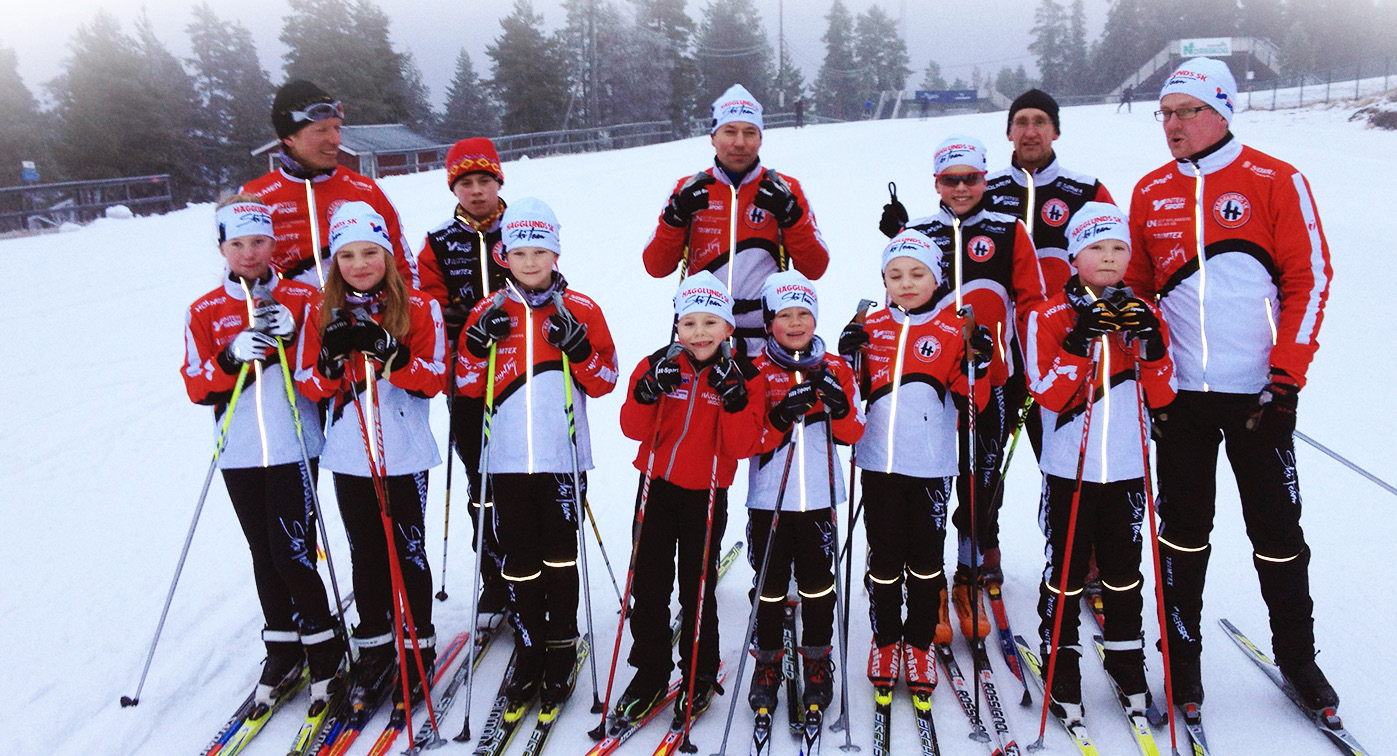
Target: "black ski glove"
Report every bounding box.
[1063,299,1119,358]
[545,312,592,363]
[753,171,804,228]
[662,171,716,228]
[707,357,749,413]
[879,197,908,239]
[634,352,682,405]
[1116,298,1167,362]
[442,301,473,339]
[1149,400,1173,441]
[837,322,870,358]
[316,314,359,378]
[1246,369,1299,442]
[962,324,994,379]
[770,380,819,432]
[465,305,511,358]
[810,368,850,419]
[351,320,410,372]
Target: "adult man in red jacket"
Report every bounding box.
[241,80,414,289]
[642,84,829,356]
[1125,57,1338,716]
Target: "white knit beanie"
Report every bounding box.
[674,271,735,327]
[1065,202,1131,261]
[882,229,946,286]
[501,196,562,256]
[1160,57,1238,124]
[932,135,988,175]
[710,84,764,134]
[216,201,273,243]
[761,269,819,323]
[328,201,391,254]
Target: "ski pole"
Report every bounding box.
[455,328,501,743]
[710,431,800,756]
[589,341,685,740]
[582,495,626,611]
[1031,341,1100,750]
[121,362,252,708]
[551,291,604,715]
[351,356,442,744]
[679,415,724,754]
[1294,430,1397,499]
[960,303,985,731]
[1134,356,1180,755]
[437,336,458,601]
[823,410,859,753]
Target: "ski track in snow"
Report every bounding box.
[2,103,1393,755]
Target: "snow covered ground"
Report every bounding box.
[3,102,1393,755]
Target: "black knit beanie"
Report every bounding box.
[1007,89,1061,135]
[272,80,336,140]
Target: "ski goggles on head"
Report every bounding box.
[290,100,344,123]
[934,171,985,188]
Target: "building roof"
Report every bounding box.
[251,124,442,157]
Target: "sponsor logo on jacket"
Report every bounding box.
[1153,196,1187,212]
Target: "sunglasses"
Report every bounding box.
[290,100,344,123]
[936,172,985,188]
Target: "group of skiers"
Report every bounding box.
[179,54,1342,750]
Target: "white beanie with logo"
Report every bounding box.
[328,201,391,255]
[933,135,988,175]
[882,229,946,286]
[501,196,562,256]
[710,84,764,134]
[1160,57,1238,124]
[674,271,735,327]
[1065,201,1131,261]
[761,269,819,323]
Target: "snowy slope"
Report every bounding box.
[2,103,1393,755]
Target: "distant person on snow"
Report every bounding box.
[1021,202,1176,723]
[181,195,346,709]
[415,137,512,621]
[642,83,829,357]
[241,80,415,289]
[1125,57,1338,716]
[1118,84,1134,113]
[294,201,446,705]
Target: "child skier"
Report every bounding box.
[295,201,447,702]
[456,197,619,706]
[182,195,345,706]
[614,272,765,724]
[1021,202,1175,721]
[416,137,511,616]
[837,230,992,691]
[744,270,864,715]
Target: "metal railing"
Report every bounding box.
[1242,55,1397,110]
[0,174,173,234]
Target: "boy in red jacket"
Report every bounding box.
[615,271,765,724]
[743,270,864,715]
[1022,202,1175,722]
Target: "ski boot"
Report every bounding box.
[800,646,834,709]
[748,649,783,711]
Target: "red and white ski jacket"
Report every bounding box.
[747,350,865,512]
[241,166,416,289]
[906,204,1048,385]
[1023,285,1176,482]
[416,209,508,310]
[1125,136,1332,392]
[854,305,988,479]
[619,347,766,491]
[642,163,830,352]
[294,290,446,476]
[456,286,618,474]
[985,154,1115,294]
[183,274,323,469]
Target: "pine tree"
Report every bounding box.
[186,3,274,191]
[995,65,1033,98]
[632,0,699,130]
[487,0,570,134]
[854,5,911,93]
[919,59,947,91]
[48,12,207,202]
[440,49,499,140]
[0,47,50,187]
[1028,0,1068,94]
[279,0,432,129]
[560,0,665,128]
[694,0,775,115]
[1087,0,1147,94]
[1063,0,1088,95]
[813,0,865,120]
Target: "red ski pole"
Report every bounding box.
[1134,355,1178,754]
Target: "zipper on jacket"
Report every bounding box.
[1190,161,1210,391]
[795,368,807,511]
[728,183,739,294]
[239,280,271,467]
[885,311,911,473]
[1099,335,1110,482]
[1024,168,1036,239]
[952,215,964,312]
[663,363,703,480]
[525,300,535,473]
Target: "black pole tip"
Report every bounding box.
[453,723,471,743]
[588,722,607,741]
[119,696,138,707]
[679,739,698,753]
[435,590,449,601]
[1020,690,1033,707]
[591,700,604,714]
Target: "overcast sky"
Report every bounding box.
[4,0,1110,109]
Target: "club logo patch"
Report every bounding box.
[491,240,507,266]
[1212,192,1250,229]
[912,335,942,362]
[325,199,349,220]
[1040,199,1070,227]
[744,204,770,230]
[968,235,995,262]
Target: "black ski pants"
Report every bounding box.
[746,508,836,652]
[627,476,728,683]
[223,460,336,636]
[1154,390,1316,667]
[333,471,435,643]
[1034,474,1145,654]
[860,471,952,649]
[491,472,583,654]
